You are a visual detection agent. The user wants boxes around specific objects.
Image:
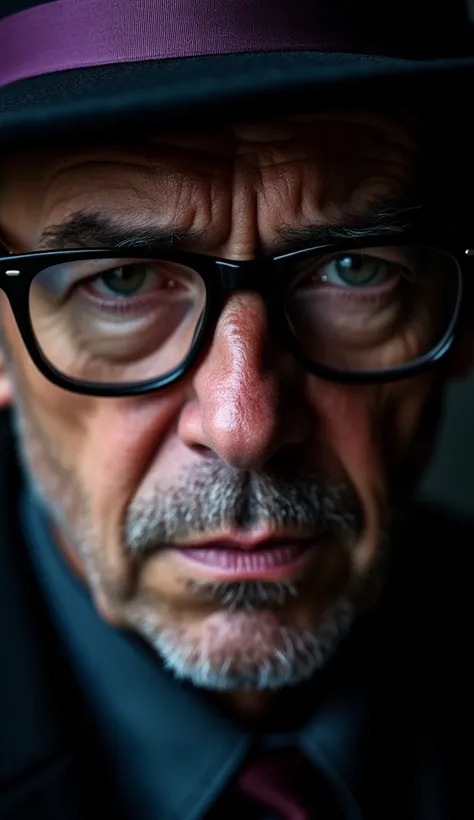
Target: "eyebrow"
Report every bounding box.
[37,213,206,251]
[36,198,423,254]
[275,199,423,247]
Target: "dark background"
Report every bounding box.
[421,376,474,514]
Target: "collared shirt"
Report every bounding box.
[21,485,372,820]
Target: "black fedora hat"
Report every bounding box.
[1,0,474,150]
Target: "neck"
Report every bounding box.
[212,680,324,729]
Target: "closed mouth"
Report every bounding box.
[170,536,321,580]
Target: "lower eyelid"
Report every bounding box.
[317,276,401,301]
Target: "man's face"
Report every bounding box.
[0,109,456,692]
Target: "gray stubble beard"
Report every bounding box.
[124,536,388,691]
[8,379,387,693]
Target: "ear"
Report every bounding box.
[0,351,13,408]
[0,298,13,408]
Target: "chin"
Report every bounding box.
[128,595,357,692]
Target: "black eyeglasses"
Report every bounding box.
[0,236,468,397]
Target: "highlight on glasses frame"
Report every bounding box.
[0,236,468,397]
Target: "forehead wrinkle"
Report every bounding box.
[247,120,420,226]
[38,167,230,250]
[1,111,422,257]
[41,143,234,191]
[255,158,418,244]
[35,112,420,205]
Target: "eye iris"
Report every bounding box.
[102,266,146,295]
[336,255,379,285]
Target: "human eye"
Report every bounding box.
[317,252,402,288]
[84,261,171,299]
[36,257,196,310]
[294,248,414,293]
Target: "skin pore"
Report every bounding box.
[0,108,467,724]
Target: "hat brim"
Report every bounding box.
[1,50,474,149]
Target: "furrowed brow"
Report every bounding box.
[36,199,423,255]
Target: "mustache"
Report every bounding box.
[124,462,363,557]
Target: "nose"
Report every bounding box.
[178,292,311,469]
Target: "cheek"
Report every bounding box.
[309,380,387,504]
[309,382,387,571]
[307,377,433,572]
[3,305,180,532]
[309,374,440,519]
[41,393,182,532]
[380,373,443,493]
[6,305,98,477]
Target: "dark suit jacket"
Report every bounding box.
[0,408,468,819]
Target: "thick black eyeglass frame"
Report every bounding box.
[0,234,468,397]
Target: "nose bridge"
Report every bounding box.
[212,290,273,393]
[191,289,298,469]
[211,258,278,342]
[215,258,265,294]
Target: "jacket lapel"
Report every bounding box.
[0,753,96,820]
[0,410,123,820]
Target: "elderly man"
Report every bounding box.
[0,1,472,818]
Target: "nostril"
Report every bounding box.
[191,443,219,459]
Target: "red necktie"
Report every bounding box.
[225,746,342,819]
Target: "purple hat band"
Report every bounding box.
[0,0,411,90]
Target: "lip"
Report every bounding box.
[170,537,318,581]
[167,531,317,551]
